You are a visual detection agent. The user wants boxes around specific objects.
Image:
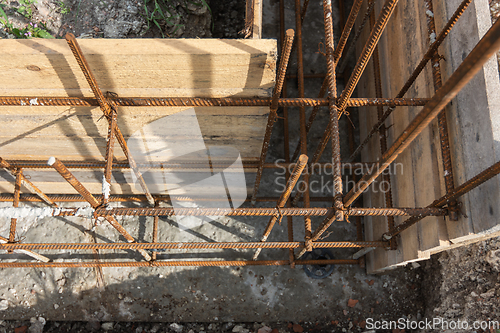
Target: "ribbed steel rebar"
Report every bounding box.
[0,96,430,108]
[334,0,364,62]
[0,206,446,218]
[424,0,458,221]
[0,259,359,268]
[0,241,386,251]
[251,29,295,204]
[338,0,376,73]
[370,8,396,249]
[336,0,400,116]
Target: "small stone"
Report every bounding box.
[480,289,495,299]
[471,291,478,297]
[347,299,359,307]
[170,323,184,333]
[14,326,28,333]
[101,322,114,331]
[232,325,249,333]
[258,326,272,333]
[0,300,8,311]
[53,304,59,309]
[292,324,303,333]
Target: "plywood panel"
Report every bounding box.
[0,39,277,98]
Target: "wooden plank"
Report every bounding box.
[0,39,277,98]
[252,0,263,39]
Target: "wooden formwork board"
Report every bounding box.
[0,38,277,194]
[357,0,500,273]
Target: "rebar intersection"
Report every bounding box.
[0,0,500,270]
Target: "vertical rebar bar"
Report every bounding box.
[336,0,400,116]
[280,0,295,268]
[9,169,21,249]
[370,8,396,249]
[152,201,159,261]
[324,0,344,220]
[103,110,117,205]
[295,0,313,250]
[253,155,308,260]
[251,29,295,204]
[424,0,458,221]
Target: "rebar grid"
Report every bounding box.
[0,0,499,269]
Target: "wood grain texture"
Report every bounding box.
[0,38,276,195]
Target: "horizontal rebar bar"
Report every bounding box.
[0,194,343,203]
[0,259,359,268]
[0,241,387,251]
[4,160,378,170]
[0,96,429,108]
[0,206,447,218]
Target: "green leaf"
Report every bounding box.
[37,30,54,38]
[0,5,8,22]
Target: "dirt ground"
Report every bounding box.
[0,0,499,332]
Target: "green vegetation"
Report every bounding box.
[0,0,54,38]
[142,0,210,37]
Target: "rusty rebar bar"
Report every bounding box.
[347,0,473,162]
[338,0,376,73]
[0,235,50,262]
[65,33,113,117]
[253,155,308,260]
[4,159,380,171]
[343,17,500,208]
[152,201,159,261]
[0,240,386,251]
[336,0,400,117]
[8,169,22,247]
[0,259,359,268]
[424,0,458,221]
[0,157,57,207]
[294,0,313,251]
[48,157,151,261]
[0,194,367,204]
[334,0,364,62]
[385,159,500,239]
[0,96,430,108]
[103,110,117,204]
[251,29,295,204]
[324,0,344,226]
[0,206,447,218]
[279,0,295,268]
[370,8,396,249]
